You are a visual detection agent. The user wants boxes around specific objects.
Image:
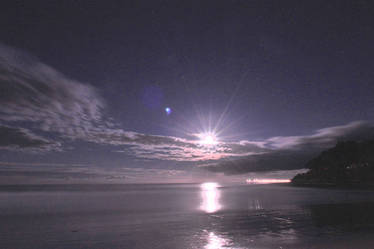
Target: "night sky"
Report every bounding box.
[1,0,374,183]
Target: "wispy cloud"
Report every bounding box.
[102,121,374,164]
[0,162,203,184]
[93,130,266,161]
[0,125,60,151]
[0,43,105,141]
[204,121,374,174]
[264,121,373,150]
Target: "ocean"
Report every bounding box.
[1,183,374,249]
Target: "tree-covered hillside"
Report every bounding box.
[292,140,374,186]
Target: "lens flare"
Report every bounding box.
[165,107,171,115]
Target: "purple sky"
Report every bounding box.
[0,1,374,183]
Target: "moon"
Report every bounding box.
[198,132,218,145]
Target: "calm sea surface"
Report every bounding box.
[1,183,374,249]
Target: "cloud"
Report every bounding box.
[0,125,59,151]
[94,130,267,161]
[203,151,315,174]
[106,121,374,164]
[265,121,374,150]
[0,43,105,140]
[204,121,374,174]
[0,162,204,184]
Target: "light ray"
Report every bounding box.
[213,69,249,133]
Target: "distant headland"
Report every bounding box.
[292,140,374,187]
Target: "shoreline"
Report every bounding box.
[291,181,374,190]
